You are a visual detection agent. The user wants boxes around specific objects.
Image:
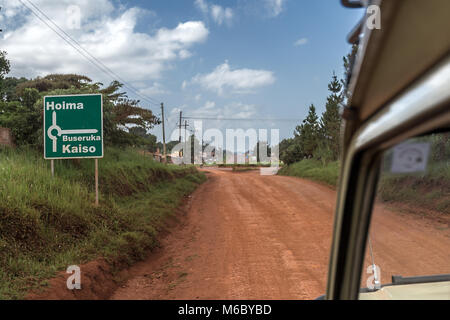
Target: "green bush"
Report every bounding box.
[278,159,340,187]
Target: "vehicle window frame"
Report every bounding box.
[326,55,450,300]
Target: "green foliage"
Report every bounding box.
[430,132,450,162]
[277,70,346,166]
[1,77,28,101]
[377,134,450,213]
[14,74,93,97]
[280,133,450,215]
[155,141,179,154]
[0,51,10,80]
[0,147,205,299]
[0,99,41,146]
[128,127,159,152]
[0,73,160,149]
[318,73,343,161]
[278,159,340,187]
[0,51,11,99]
[343,44,358,99]
[295,104,320,158]
[280,140,303,165]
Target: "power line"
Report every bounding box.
[19,0,161,107]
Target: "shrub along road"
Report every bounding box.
[111,168,450,300]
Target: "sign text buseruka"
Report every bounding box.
[44,94,103,159]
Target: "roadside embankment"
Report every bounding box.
[278,159,449,214]
[0,147,205,299]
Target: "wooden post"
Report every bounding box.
[179,111,183,158]
[51,160,54,177]
[161,103,167,164]
[95,159,99,206]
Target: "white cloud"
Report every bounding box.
[294,37,308,47]
[190,61,275,95]
[211,5,233,26]
[195,0,209,14]
[179,49,193,59]
[194,0,233,26]
[223,102,257,119]
[265,0,285,17]
[192,100,257,119]
[137,82,168,96]
[1,0,209,86]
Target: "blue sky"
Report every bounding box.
[1,0,364,145]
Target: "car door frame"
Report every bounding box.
[326,55,450,300]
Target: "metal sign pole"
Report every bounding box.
[51,160,54,177]
[95,159,99,206]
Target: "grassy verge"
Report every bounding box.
[278,159,340,187]
[278,159,449,214]
[0,147,206,299]
[217,163,272,168]
[232,166,259,172]
[378,162,450,213]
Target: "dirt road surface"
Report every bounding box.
[111,169,450,300]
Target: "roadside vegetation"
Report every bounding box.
[276,45,449,214]
[0,51,206,299]
[377,138,450,214]
[277,47,352,188]
[0,146,205,299]
[279,152,449,214]
[278,160,340,187]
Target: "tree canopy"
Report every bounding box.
[0,54,161,149]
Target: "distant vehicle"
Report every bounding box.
[324,0,450,300]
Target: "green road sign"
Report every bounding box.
[44,94,103,159]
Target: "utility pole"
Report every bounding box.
[179,111,183,158]
[184,120,188,163]
[161,103,167,164]
[179,111,183,143]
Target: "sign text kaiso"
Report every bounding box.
[44,94,103,159]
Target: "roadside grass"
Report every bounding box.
[0,146,206,299]
[218,163,272,168]
[232,166,260,172]
[378,161,450,214]
[278,159,340,187]
[278,159,449,214]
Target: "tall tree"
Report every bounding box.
[0,73,160,148]
[15,74,94,96]
[342,44,358,101]
[295,104,320,158]
[320,72,343,160]
[281,140,303,165]
[1,77,28,101]
[0,51,11,97]
[128,126,159,152]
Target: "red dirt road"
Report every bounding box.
[111,169,450,300]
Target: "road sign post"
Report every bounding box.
[44,94,103,205]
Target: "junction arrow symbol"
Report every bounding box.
[47,111,98,152]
